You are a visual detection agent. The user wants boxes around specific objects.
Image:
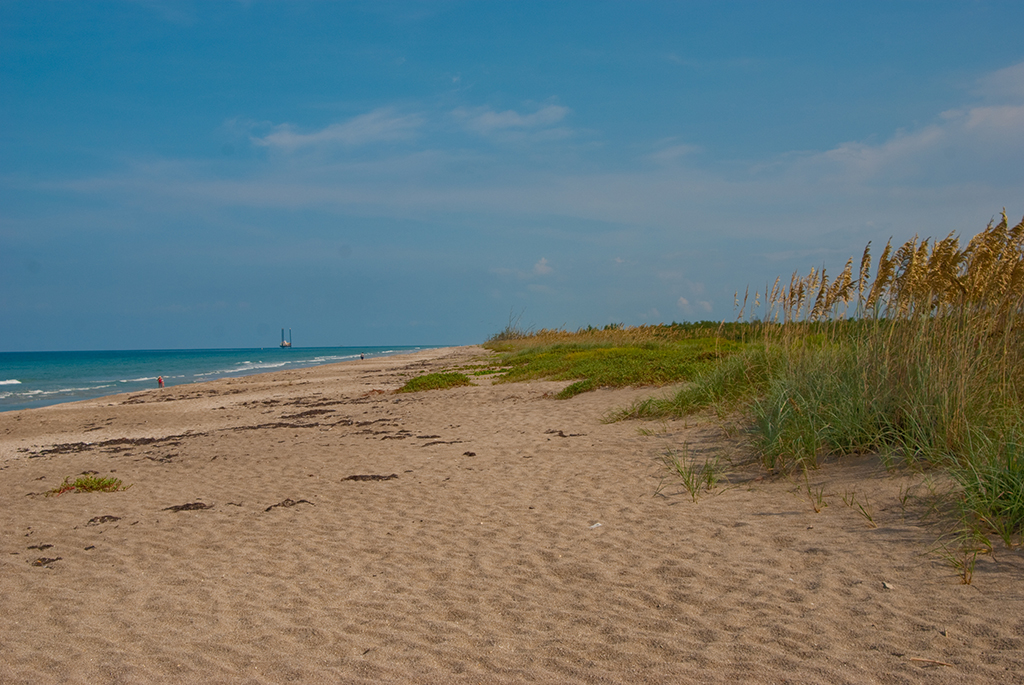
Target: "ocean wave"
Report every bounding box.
[0,379,21,385]
[311,354,359,363]
[46,387,104,396]
[242,361,290,371]
[4,385,116,398]
[192,361,290,378]
[99,375,182,384]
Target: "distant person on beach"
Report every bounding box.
[360,354,365,360]
[157,376,164,388]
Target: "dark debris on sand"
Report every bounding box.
[162,502,213,512]
[264,498,315,512]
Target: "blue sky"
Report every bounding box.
[2,1,1023,351]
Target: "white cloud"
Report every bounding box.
[252,109,423,150]
[962,103,1024,133]
[784,91,1024,186]
[48,62,1024,267]
[973,61,1024,102]
[647,142,701,164]
[677,297,711,316]
[807,65,1024,182]
[490,257,555,282]
[453,104,570,135]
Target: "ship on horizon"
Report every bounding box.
[280,328,292,348]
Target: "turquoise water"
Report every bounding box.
[0,346,436,412]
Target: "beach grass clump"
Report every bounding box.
[397,372,473,393]
[485,336,745,399]
[47,475,131,496]
[756,212,1023,441]
[618,209,1024,547]
[747,211,1024,544]
[948,428,1024,549]
[485,210,1024,547]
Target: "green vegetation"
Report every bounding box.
[487,210,1024,569]
[614,344,776,418]
[486,318,758,349]
[47,474,131,496]
[627,210,1024,556]
[397,372,473,393]
[482,323,747,399]
[661,447,724,503]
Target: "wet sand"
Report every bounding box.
[1,345,1023,684]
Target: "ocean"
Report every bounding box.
[0,346,437,413]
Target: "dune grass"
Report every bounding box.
[619,210,1024,552]
[487,211,1024,559]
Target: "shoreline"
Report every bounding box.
[0,345,473,462]
[0,345,444,414]
[2,345,1023,683]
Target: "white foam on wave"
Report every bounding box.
[311,354,359,363]
[193,360,291,378]
[51,386,107,395]
[0,379,21,385]
[7,384,116,398]
[243,361,289,371]
[100,375,183,383]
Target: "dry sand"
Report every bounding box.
[1,345,1023,684]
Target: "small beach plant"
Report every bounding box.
[804,474,828,513]
[47,475,131,496]
[933,537,983,585]
[661,446,722,502]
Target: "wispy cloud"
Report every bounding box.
[453,104,570,135]
[973,61,1024,101]
[43,62,1024,261]
[252,108,423,151]
[795,103,1024,185]
[647,140,701,164]
[677,297,711,315]
[786,61,1024,184]
[491,257,556,281]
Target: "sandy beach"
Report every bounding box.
[1,345,1022,684]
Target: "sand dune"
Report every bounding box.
[2,346,1023,684]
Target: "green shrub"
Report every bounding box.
[397,372,473,393]
[489,338,744,399]
[47,475,131,496]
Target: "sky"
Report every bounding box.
[2,1,1023,352]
